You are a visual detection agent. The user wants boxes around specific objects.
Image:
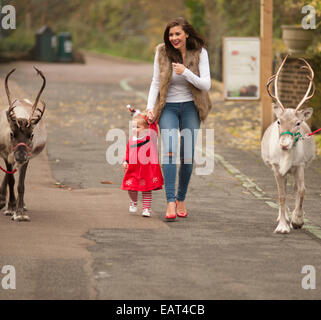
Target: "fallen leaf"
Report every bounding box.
[100,180,114,184]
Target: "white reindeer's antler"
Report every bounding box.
[295,59,315,111]
[266,55,288,111]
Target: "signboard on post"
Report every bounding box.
[223,37,261,100]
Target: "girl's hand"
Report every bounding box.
[122,161,128,172]
[147,109,154,123]
[172,63,186,75]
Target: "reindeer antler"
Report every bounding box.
[5,68,19,124]
[5,68,16,108]
[295,58,315,111]
[266,55,288,111]
[28,67,46,126]
[28,101,46,125]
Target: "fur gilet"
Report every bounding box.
[153,43,212,122]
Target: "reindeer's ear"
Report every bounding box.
[296,107,313,121]
[6,111,11,122]
[273,103,283,118]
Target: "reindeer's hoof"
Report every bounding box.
[291,212,304,229]
[274,223,291,234]
[11,213,30,222]
[0,202,6,210]
[3,209,14,216]
[291,221,304,229]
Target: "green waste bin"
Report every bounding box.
[57,32,73,62]
[34,26,56,62]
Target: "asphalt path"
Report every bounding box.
[0,52,321,299]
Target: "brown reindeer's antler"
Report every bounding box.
[28,67,46,126]
[266,55,288,111]
[5,68,16,110]
[28,101,46,125]
[295,58,315,111]
[5,69,19,125]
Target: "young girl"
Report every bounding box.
[121,106,164,217]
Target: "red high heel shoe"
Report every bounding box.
[176,200,188,218]
[165,202,176,221]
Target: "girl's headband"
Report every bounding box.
[126,105,148,123]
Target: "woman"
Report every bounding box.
[146,17,212,220]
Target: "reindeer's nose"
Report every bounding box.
[281,145,289,151]
[14,146,29,163]
[15,151,28,163]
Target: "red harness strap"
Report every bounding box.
[0,143,32,175]
[12,142,31,152]
[12,142,32,156]
[0,166,17,174]
[308,128,321,136]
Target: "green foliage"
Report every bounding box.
[185,0,206,35]
[284,0,321,17]
[308,53,321,130]
[314,134,321,156]
[216,0,260,36]
[2,0,321,67]
[0,28,34,53]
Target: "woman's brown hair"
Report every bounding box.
[163,17,206,63]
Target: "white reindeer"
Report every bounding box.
[261,56,315,234]
[0,68,47,221]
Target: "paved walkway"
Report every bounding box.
[0,53,320,299]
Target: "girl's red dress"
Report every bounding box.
[121,121,164,192]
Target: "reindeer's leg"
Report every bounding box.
[12,162,29,222]
[0,173,8,210]
[3,160,16,216]
[291,166,305,229]
[276,175,290,224]
[273,167,290,234]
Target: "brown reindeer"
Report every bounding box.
[0,68,47,221]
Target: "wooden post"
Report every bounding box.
[260,0,273,135]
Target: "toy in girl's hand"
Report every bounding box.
[126,105,141,118]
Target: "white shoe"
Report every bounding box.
[129,202,137,213]
[142,209,151,217]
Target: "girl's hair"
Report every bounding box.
[133,110,149,127]
[164,17,206,63]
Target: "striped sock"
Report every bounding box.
[142,191,152,210]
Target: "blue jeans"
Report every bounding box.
[158,101,200,203]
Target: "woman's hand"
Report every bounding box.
[147,109,154,123]
[122,161,128,172]
[172,63,186,75]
